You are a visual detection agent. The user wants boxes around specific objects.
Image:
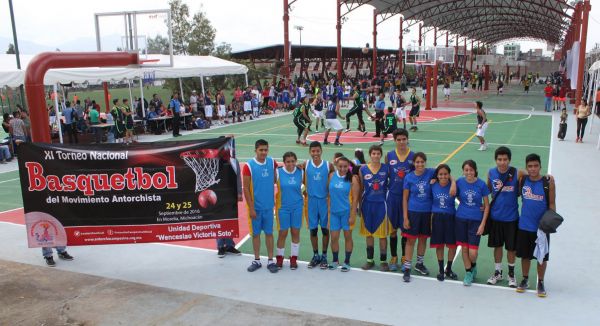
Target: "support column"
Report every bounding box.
[399,17,403,76]
[336,0,343,81]
[283,0,290,81]
[484,65,490,91]
[425,65,432,110]
[433,62,438,108]
[575,0,592,107]
[373,9,377,78]
[418,23,422,47]
[463,38,467,72]
[103,82,110,113]
[470,40,474,72]
[506,64,510,84]
[433,27,437,47]
[454,35,459,69]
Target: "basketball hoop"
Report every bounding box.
[180,149,221,193]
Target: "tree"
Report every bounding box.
[6,43,15,54]
[147,35,171,54]
[187,11,216,55]
[213,42,232,59]
[169,0,191,54]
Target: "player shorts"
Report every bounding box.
[455,217,481,249]
[307,196,328,229]
[313,110,324,119]
[277,206,303,230]
[385,192,403,230]
[498,87,504,93]
[476,122,488,137]
[487,219,518,251]
[395,107,406,119]
[430,213,457,248]
[243,101,252,112]
[516,229,550,261]
[409,105,420,117]
[401,211,431,239]
[330,209,351,231]
[293,117,308,130]
[204,105,213,118]
[443,88,451,96]
[359,200,390,238]
[325,118,343,131]
[218,105,227,117]
[249,208,274,236]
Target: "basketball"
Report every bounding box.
[198,190,218,208]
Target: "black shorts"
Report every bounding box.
[487,219,518,251]
[409,106,420,117]
[516,229,549,261]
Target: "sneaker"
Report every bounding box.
[437,272,445,281]
[508,276,517,288]
[373,134,380,138]
[477,145,484,151]
[247,260,262,272]
[482,144,488,151]
[537,281,547,297]
[472,265,478,280]
[276,255,284,269]
[344,129,351,133]
[414,263,430,276]
[323,141,331,145]
[361,261,375,270]
[267,262,279,273]
[362,131,368,136]
[389,257,398,272]
[334,141,343,146]
[380,262,390,272]
[290,256,298,270]
[217,247,226,258]
[57,251,74,261]
[487,270,504,285]
[319,256,329,269]
[328,262,339,270]
[226,246,242,255]
[296,140,301,144]
[463,271,474,286]
[308,255,320,269]
[516,278,529,293]
[44,256,56,267]
[445,269,458,280]
[403,268,411,282]
[341,263,351,272]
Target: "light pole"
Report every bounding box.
[294,25,304,46]
[294,25,303,81]
[8,0,26,109]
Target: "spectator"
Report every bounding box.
[43,246,74,267]
[190,90,199,114]
[543,82,553,112]
[62,101,78,144]
[74,100,86,132]
[169,92,182,137]
[575,101,592,143]
[88,104,102,143]
[9,111,28,146]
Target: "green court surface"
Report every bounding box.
[0,83,551,287]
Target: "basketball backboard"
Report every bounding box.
[405,46,435,65]
[435,47,455,64]
[94,9,173,67]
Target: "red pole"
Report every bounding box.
[463,38,467,72]
[418,23,422,47]
[484,64,490,91]
[433,63,438,108]
[399,17,403,76]
[454,35,459,69]
[373,9,377,78]
[283,0,290,81]
[470,40,474,72]
[575,0,592,107]
[24,52,139,143]
[103,82,110,113]
[336,0,342,82]
[445,32,449,47]
[425,66,432,110]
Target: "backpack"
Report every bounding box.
[519,176,563,233]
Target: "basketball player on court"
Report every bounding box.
[345,85,372,135]
[406,87,421,132]
[323,97,344,146]
[475,101,488,151]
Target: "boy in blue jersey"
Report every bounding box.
[516,154,555,297]
[323,98,344,146]
[242,139,278,273]
[385,128,414,271]
[302,142,335,269]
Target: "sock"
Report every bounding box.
[472,262,477,269]
[446,260,453,272]
[401,237,407,256]
[313,250,318,256]
[277,247,284,257]
[495,263,502,272]
[332,251,339,262]
[254,258,261,265]
[417,255,424,265]
[380,253,387,262]
[322,250,327,258]
[366,246,374,260]
[390,236,398,258]
[344,251,352,264]
[438,260,444,273]
[335,135,340,142]
[466,267,472,272]
[268,259,273,265]
[403,260,412,270]
[523,275,529,280]
[508,264,515,277]
[291,242,300,257]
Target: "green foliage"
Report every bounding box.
[169,0,191,55]
[147,35,171,55]
[187,11,216,55]
[6,43,15,54]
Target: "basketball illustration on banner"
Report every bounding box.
[198,189,218,208]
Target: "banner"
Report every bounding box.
[18,138,239,248]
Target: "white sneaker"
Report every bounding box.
[478,145,484,151]
[482,143,488,151]
[508,276,517,288]
[487,270,504,285]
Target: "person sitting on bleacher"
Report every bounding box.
[147,104,162,135]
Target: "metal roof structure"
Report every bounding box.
[344,0,573,44]
[231,44,398,61]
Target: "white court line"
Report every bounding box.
[0,207,23,214]
[0,177,19,184]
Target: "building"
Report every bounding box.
[504,43,521,61]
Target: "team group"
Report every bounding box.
[242,128,555,297]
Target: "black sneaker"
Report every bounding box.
[334,141,343,146]
[267,262,279,273]
[403,268,411,282]
[445,269,458,280]
[226,246,241,255]
[516,278,529,293]
[414,263,430,276]
[45,256,56,267]
[537,281,547,297]
[437,272,445,281]
[58,251,74,261]
[323,141,331,145]
[217,247,226,258]
[308,255,321,269]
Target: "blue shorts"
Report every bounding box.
[385,192,403,230]
[283,97,290,104]
[402,211,431,239]
[430,213,456,248]
[277,206,303,230]
[455,217,481,249]
[330,210,350,231]
[249,208,274,236]
[308,197,328,229]
[360,200,387,235]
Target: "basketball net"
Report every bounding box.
[182,152,221,193]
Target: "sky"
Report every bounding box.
[1,0,599,56]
